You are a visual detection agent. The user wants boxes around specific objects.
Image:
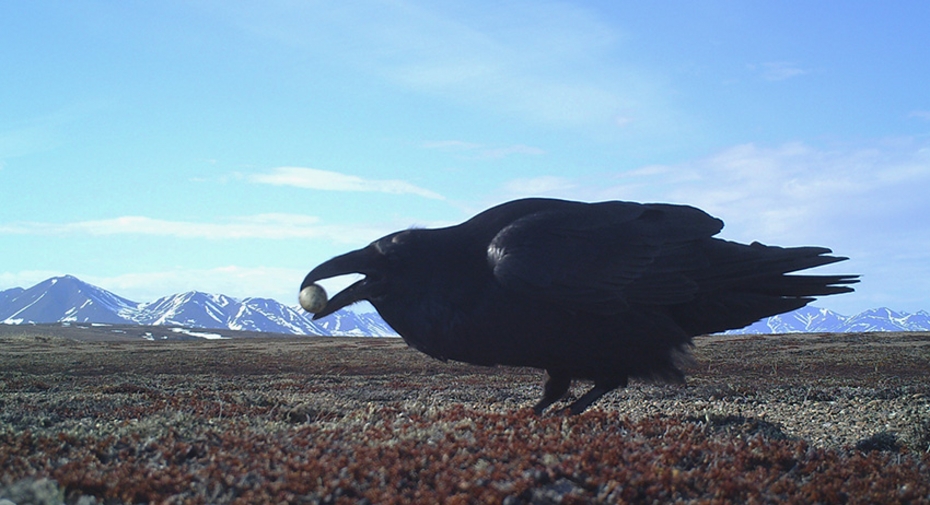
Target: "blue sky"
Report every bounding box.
[2,1,929,316]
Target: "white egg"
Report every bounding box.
[299,284,328,313]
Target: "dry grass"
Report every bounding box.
[1,326,929,504]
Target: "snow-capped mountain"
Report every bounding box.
[726,306,849,334]
[1,275,928,336]
[313,310,400,337]
[228,297,324,335]
[139,291,241,328]
[0,276,396,336]
[723,305,930,334]
[0,275,139,325]
[842,307,930,332]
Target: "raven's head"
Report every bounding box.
[299,230,421,319]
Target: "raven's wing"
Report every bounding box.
[487,201,723,313]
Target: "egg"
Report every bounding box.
[298,284,328,313]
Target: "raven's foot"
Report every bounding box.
[531,371,571,415]
[564,377,627,415]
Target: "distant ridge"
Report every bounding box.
[0,275,397,337]
[2,276,928,337]
[726,305,930,334]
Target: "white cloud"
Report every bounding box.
[0,214,388,244]
[597,140,930,241]
[909,110,930,121]
[250,167,443,200]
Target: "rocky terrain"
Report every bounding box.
[1,326,929,504]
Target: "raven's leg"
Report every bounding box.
[566,377,627,415]
[532,371,571,414]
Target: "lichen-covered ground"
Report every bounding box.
[1,326,929,504]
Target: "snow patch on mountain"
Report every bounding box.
[170,328,229,340]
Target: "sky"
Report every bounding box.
[2,1,929,316]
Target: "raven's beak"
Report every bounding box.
[300,246,383,319]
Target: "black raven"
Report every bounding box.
[300,198,857,414]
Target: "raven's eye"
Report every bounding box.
[374,232,410,255]
[391,231,411,245]
[372,238,393,255]
[371,238,403,267]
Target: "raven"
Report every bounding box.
[300,198,857,414]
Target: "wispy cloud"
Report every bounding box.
[250,167,443,199]
[590,139,930,245]
[506,139,930,246]
[225,3,674,130]
[422,140,545,159]
[909,110,930,121]
[748,61,808,81]
[0,214,389,244]
[0,270,65,292]
[363,4,623,127]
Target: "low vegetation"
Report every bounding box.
[1,327,928,504]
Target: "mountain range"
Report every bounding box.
[0,276,396,336]
[1,275,928,337]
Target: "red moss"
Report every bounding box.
[3,407,928,504]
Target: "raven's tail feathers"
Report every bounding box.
[674,241,859,335]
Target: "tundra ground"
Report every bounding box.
[1,326,929,504]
